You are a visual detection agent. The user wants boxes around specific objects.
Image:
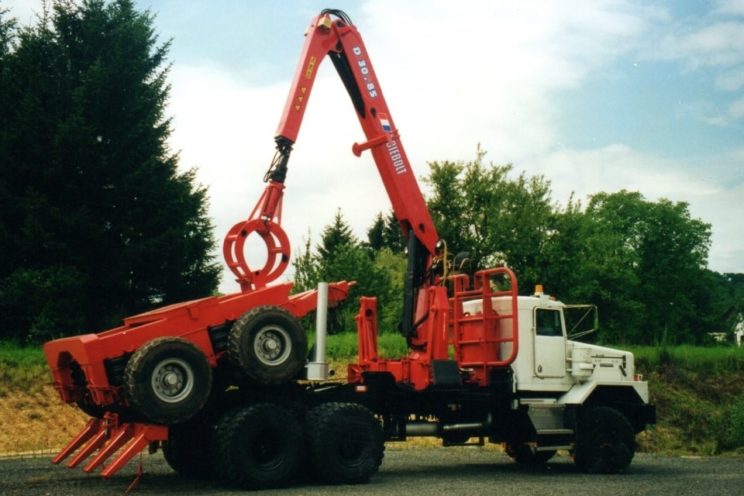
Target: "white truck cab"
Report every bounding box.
[463,288,654,471]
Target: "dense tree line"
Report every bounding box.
[0,1,219,342]
[297,151,741,345]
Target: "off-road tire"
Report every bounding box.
[505,443,556,465]
[305,402,384,484]
[163,416,213,478]
[124,337,212,424]
[228,306,306,385]
[574,406,635,474]
[211,402,302,489]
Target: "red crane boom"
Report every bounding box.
[224,9,441,345]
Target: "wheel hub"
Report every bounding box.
[165,372,179,386]
[254,325,292,366]
[151,358,195,403]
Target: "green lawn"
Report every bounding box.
[0,342,49,394]
[626,344,744,374]
[309,331,408,358]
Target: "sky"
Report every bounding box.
[5,0,744,294]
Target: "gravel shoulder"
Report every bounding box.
[1,448,743,496]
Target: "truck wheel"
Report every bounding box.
[505,443,556,465]
[211,402,302,489]
[228,306,306,385]
[305,402,384,484]
[163,416,213,478]
[124,337,213,424]
[574,406,635,474]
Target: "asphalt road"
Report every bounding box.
[1,449,742,496]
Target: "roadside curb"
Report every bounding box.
[0,449,59,460]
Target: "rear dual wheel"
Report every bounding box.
[305,402,384,484]
[212,402,302,489]
[162,390,266,481]
[163,415,213,478]
[209,401,383,488]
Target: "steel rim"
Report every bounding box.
[253,325,292,366]
[150,357,194,403]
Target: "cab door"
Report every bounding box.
[533,308,567,378]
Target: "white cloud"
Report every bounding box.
[714,0,744,17]
[729,98,744,119]
[1,0,43,26]
[654,21,744,68]
[355,0,651,166]
[716,67,744,90]
[535,144,712,203]
[677,96,744,126]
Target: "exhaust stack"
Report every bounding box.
[306,282,330,380]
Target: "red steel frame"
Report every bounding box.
[44,281,352,409]
[350,268,519,390]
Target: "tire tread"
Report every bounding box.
[305,402,384,484]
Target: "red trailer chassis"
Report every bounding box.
[44,281,351,409]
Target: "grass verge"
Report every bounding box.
[309,331,408,358]
[2,340,744,455]
[0,342,49,397]
[627,344,744,374]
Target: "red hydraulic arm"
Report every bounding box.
[256,9,441,345]
[274,9,438,257]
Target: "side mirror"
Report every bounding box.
[563,304,599,341]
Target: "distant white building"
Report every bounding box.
[735,319,744,347]
[709,332,728,343]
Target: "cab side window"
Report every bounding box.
[536,309,563,337]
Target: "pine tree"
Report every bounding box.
[367,212,384,251]
[0,1,219,341]
[317,209,357,260]
[382,210,405,253]
[365,210,405,253]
